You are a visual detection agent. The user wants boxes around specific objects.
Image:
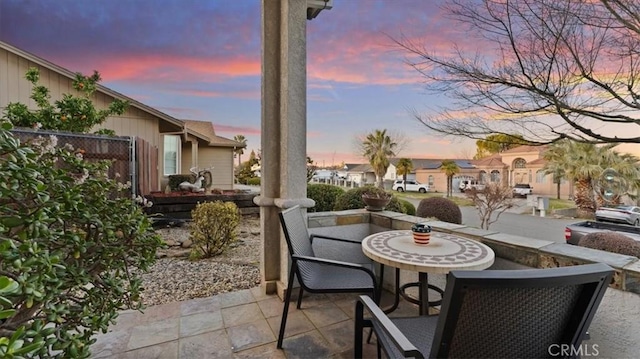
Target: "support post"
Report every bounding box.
[257,0,315,298]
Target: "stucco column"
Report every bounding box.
[256,0,314,298]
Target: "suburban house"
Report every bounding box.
[345,163,376,185]
[0,40,244,192]
[348,147,573,198]
[181,120,242,190]
[408,146,572,198]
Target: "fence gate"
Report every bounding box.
[133,137,159,196]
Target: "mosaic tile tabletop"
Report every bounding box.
[362,230,495,274]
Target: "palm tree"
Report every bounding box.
[395,158,413,191]
[440,160,460,197]
[233,135,247,167]
[362,129,397,189]
[542,141,570,200]
[543,140,640,216]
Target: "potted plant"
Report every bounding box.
[411,223,432,245]
[361,190,392,211]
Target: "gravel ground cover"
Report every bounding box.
[137,216,261,306]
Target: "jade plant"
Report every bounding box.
[0,68,161,358]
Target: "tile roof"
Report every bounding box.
[390,158,476,170]
[183,120,245,148]
[472,154,508,167]
[348,163,374,173]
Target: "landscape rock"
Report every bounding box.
[140,216,260,306]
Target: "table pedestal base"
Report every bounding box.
[381,268,444,316]
[400,272,444,316]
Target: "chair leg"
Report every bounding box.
[296,287,304,309]
[366,287,377,344]
[355,300,364,359]
[277,262,298,349]
[378,263,385,303]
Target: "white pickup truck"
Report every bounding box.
[512,183,533,198]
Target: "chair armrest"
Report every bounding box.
[292,254,377,285]
[357,295,424,359]
[310,234,361,244]
[310,235,371,265]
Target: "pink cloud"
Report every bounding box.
[307,151,364,166]
[180,89,259,100]
[52,53,260,84]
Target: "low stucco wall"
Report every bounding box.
[308,209,640,294]
[307,209,640,358]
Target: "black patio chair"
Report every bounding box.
[355,263,613,359]
[277,205,379,349]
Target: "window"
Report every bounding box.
[490,170,500,182]
[536,170,546,183]
[479,170,487,183]
[164,135,181,175]
[513,158,526,168]
[428,175,434,186]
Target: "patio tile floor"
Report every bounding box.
[90,287,402,358]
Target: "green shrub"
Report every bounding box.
[168,174,195,190]
[0,69,161,358]
[579,232,640,257]
[0,129,161,357]
[4,68,127,133]
[190,201,240,259]
[333,186,405,213]
[416,197,462,224]
[400,199,416,215]
[247,177,261,186]
[308,184,345,212]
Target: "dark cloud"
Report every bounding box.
[0,0,259,60]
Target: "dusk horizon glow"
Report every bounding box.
[2,0,638,166]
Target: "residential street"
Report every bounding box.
[239,184,577,244]
[403,197,578,244]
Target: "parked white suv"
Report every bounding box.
[459,180,485,192]
[392,180,429,193]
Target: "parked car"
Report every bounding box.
[512,183,533,198]
[595,205,640,226]
[459,180,485,192]
[565,220,640,244]
[392,180,429,193]
[311,169,336,181]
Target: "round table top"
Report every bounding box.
[361,230,495,274]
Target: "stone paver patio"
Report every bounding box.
[90,287,417,358]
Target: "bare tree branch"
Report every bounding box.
[394,0,640,145]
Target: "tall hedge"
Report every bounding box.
[307,184,345,212]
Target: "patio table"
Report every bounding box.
[362,230,495,315]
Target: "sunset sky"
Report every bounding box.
[2,0,638,165]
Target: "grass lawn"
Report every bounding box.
[393,191,475,207]
[548,198,576,211]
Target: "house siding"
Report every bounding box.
[1,47,171,191]
[198,147,235,189]
[2,43,241,194]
